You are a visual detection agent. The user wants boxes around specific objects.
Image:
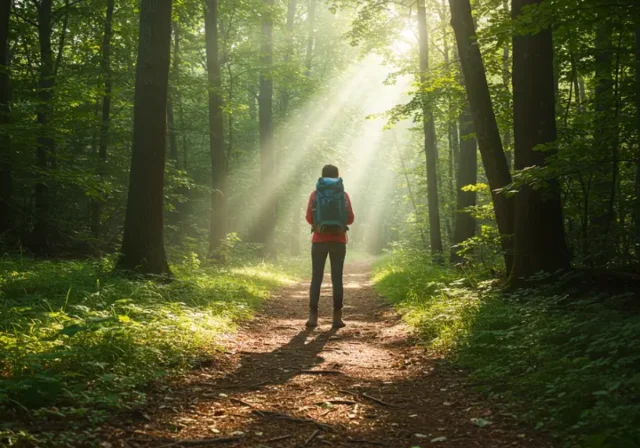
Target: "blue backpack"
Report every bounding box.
[312,177,349,234]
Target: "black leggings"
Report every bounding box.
[309,242,347,311]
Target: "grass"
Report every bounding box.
[373,250,640,448]
[0,254,298,446]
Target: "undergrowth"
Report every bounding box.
[373,249,640,448]
[0,254,298,446]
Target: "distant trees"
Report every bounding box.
[117,0,173,274]
[259,0,276,259]
[0,0,11,237]
[90,0,114,239]
[417,0,443,262]
[451,103,477,264]
[204,0,227,256]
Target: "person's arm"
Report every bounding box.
[345,192,355,225]
[306,191,315,225]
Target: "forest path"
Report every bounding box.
[105,261,551,448]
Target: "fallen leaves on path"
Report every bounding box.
[101,262,553,448]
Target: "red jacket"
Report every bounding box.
[306,190,355,243]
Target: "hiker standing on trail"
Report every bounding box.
[305,165,355,329]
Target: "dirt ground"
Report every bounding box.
[102,261,554,448]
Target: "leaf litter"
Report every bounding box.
[99,262,554,447]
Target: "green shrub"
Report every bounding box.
[0,255,297,445]
[373,251,640,448]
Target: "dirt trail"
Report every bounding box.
[105,262,552,448]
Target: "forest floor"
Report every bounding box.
[102,261,552,448]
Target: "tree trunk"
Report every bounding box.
[167,96,178,163]
[449,0,514,272]
[289,205,301,256]
[281,0,296,113]
[32,0,56,253]
[0,0,12,237]
[589,21,615,263]
[117,0,172,275]
[634,28,640,254]
[90,0,114,239]
[451,103,477,263]
[305,0,316,77]
[501,7,512,171]
[417,0,443,262]
[442,12,459,239]
[259,0,276,258]
[508,0,570,284]
[205,0,227,255]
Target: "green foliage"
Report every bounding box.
[374,251,640,448]
[0,255,297,445]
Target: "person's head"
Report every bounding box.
[322,164,339,178]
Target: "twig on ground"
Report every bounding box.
[360,393,402,408]
[304,429,320,446]
[157,436,243,447]
[230,397,258,409]
[298,370,343,375]
[264,434,293,443]
[319,408,335,417]
[314,400,357,406]
[337,389,358,397]
[252,410,331,431]
[202,381,267,389]
[346,439,387,446]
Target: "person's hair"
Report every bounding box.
[322,164,339,178]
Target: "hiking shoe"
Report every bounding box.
[306,309,318,328]
[332,309,346,329]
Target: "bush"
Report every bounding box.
[0,255,297,446]
[373,251,640,448]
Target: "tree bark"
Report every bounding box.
[205,0,227,255]
[259,0,276,258]
[0,0,12,237]
[417,0,443,262]
[117,0,172,275]
[634,28,640,254]
[305,0,316,77]
[449,0,514,272]
[90,0,114,239]
[508,0,570,284]
[501,10,512,171]
[32,0,57,253]
[451,103,477,263]
[441,9,459,238]
[589,21,615,262]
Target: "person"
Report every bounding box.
[305,164,355,329]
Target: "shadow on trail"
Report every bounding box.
[191,327,338,392]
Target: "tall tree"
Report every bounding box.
[205,0,227,255]
[589,20,616,261]
[167,22,179,166]
[417,0,443,262]
[259,0,276,258]
[305,0,316,76]
[90,0,115,239]
[508,0,570,283]
[0,0,11,237]
[117,0,173,274]
[32,0,67,253]
[449,0,514,271]
[502,0,512,169]
[635,27,640,253]
[281,0,296,113]
[451,103,477,263]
